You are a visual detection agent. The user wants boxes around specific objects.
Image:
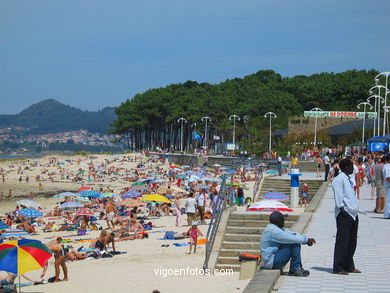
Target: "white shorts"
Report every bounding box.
[107,212,115,221]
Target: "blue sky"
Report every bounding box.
[0,0,389,114]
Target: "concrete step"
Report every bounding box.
[215,263,241,272]
[227,219,294,228]
[219,248,260,257]
[230,212,300,221]
[217,256,241,265]
[225,226,265,234]
[221,241,259,250]
[224,233,261,242]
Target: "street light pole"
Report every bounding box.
[357,102,373,143]
[374,72,390,135]
[229,115,240,151]
[310,107,323,147]
[201,116,212,150]
[367,94,384,136]
[264,112,277,152]
[177,117,187,152]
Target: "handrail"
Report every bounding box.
[203,176,232,270]
[252,165,265,202]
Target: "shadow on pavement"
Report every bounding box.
[310,266,333,274]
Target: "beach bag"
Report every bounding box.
[163,231,175,240]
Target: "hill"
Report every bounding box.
[0,99,116,134]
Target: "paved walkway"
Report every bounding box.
[274,182,390,293]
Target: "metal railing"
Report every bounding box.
[252,165,265,202]
[203,177,232,270]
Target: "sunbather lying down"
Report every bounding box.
[115,231,148,241]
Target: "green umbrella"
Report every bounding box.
[132,182,146,186]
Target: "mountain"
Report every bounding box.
[0,99,116,134]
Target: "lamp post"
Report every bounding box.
[201,116,212,150]
[357,102,373,143]
[191,123,197,151]
[374,72,390,135]
[229,115,240,151]
[264,112,277,152]
[177,117,187,152]
[367,94,384,136]
[310,107,323,147]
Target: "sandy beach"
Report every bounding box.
[0,154,254,293]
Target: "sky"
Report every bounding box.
[0,0,389,114]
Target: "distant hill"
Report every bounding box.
[0,99,116,134]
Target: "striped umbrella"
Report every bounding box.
[17,208,43,219]
[60,201,84,209]
[263,191,289,200]
[53,192,78,198]
[0,239,53,275]
[0,221,10,230]
[79,190,101,198]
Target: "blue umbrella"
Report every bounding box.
[122,190,141,198]
[53,192,77,198]
[17,208,43,218]
[0,221,10,230]
[60,201,84,209]
[79,190,101,198]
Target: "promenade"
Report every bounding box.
[274,181,390,292]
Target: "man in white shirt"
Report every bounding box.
[332,159,360,275]
[185,192,197,226]
[324,152,331,181]
[382,154,390,218]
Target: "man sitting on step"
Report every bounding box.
[260,211,316,277]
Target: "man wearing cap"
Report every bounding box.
[260,211,315,276]
[332,158,360,275]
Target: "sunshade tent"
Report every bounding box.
[15,199,40,209]
[263,191,289,200]
[142,194,172,203]
[60,201,84,209]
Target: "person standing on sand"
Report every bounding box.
[174,195,182,227]
[7,189,12,201]
[38,182,43,192]
[0,192,3,201]
[105,200,116,229]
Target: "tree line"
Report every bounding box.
[111,69,379,154]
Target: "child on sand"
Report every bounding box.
[187,221,203,254]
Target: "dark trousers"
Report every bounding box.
[333,212,358,273]
[325,164,330,181]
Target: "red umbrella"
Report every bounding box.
[78,187,92,191]
[76,208,94,216]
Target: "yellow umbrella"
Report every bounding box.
[142,194,172,203]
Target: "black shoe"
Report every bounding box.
[288,268,310,277]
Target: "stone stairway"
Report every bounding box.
[215,211,300,272]
[259,177,323,204]
[297,161,318,172]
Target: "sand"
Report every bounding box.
[0,154,253,293]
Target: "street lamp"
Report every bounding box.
[310,107,323,147]
[201,116,212,150]
[229,115,240,151]
[357,102,373,143]
[264,112,277,152]
[177,117,187,152]
[371,74,390,135]
[367,94,384,136]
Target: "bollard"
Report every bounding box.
[288,168,302,208]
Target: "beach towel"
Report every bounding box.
[0,229,29,238]
[173,242,189,246]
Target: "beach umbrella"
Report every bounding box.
[53,192,78,198]
[60,201,84,209]
[142,194,172,203]
[79,190,101,198]
[212,163,222,168]
[101,192,116,198]
[195,185,209,189]
[177,174,187,179]
[112,172,120,176]
[0,239,53,275]
[17,208,43,219]
[78,187,91,191]
[246,200,293,212]
[263,191,289,200]
[132,182,146,186]
[170,165,179,169]
[122,190,141,198]
[77,171,85,175]
[15,199,40,209]
[151,179,166,183]
[76,208,94,216]
[0,221,10,230]
[120,199,145,208]
[73,196,91,203]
